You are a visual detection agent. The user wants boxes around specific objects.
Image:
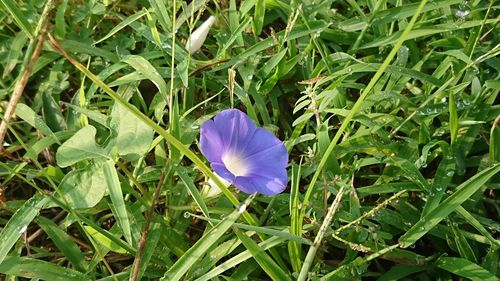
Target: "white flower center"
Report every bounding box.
[222,152,248,177]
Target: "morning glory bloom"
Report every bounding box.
[200,109,288,195]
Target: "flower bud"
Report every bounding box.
[185,16,215,54]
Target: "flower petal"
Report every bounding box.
[242,127,285,158]
[200,120,224,163]
[213,109,257,154]
[244,129,288,171]
[234,172,287,196]
[211,162,235,183]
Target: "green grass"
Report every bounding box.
[0,0,499,280]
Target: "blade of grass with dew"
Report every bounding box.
[0,195,49,264]
[435,257,499,281]
[187,213,312,245]
[299,0,430,242]
[172,164,211,221]
[195,235,288,281]
[160,196,253,281]
[399,163,500,248]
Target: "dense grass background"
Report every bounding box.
[1,0,499,280]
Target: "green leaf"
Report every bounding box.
[56,125,108,167]
[58,161,107,209]
[42,92,67,132]
[449,92,458,144]
[435,257,500,281]
[0,195,49,264]
[109,103,154,161]
[399,164,500,248]
[0,256,88,281]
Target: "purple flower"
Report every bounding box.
[200,109,288,195]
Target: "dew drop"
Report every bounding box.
[456,9,470,18]
[347,68,352,73]
[238,204,247,213]
[191,124,199,130]
[183,212,191,219]
[19,225,28,234]
[446,170,455,177]
[246,74,253,80]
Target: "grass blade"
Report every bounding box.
[399,164,500,248]
[103,159,133,245]
[435,257,499,281]
[0,256,88,281]
[0,194,49,264]
[234,228,291,281]
[160,196,254,280]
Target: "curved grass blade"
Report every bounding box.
[36,216,89,273]
[0,194,49,264]
[95,9,148,44]
[160,196,254,281]
[122,54,168,99]
[399,164,500,248]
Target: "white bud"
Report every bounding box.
[204,172,230,197]
[185,16,216,54]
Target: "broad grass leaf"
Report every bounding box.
[0,256,88,281]
[102,159,132,244]
[15,103,59,143]
[83,225,128,254]
[58,161,107,209]
[56,125,108,167]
